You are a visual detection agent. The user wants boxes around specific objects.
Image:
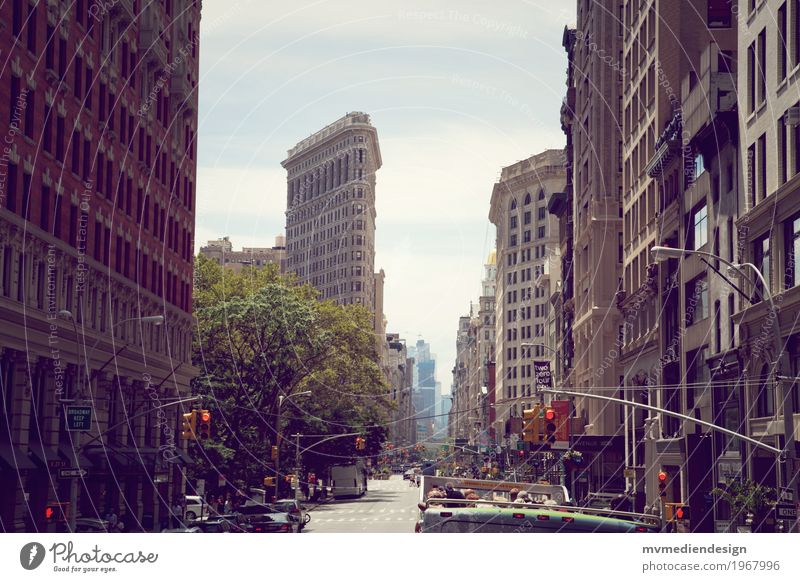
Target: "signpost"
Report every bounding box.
[533,361,553,391]
[64,406,93,431]
[59,468,87,479]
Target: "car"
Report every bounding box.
[250,513,297,533]
[237,503,300,533]
[74,518,110,532]
[273,499,311,531]
[161,527,202,533]
[184,495,209,521]
[194,514,251,533]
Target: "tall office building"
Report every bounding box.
[0,1,201,531]
[282,112,382,324]
[410,339,437,442]
[733,0,800,514]
[489,150,566,439]
[567,1,625,437]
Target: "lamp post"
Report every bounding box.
[57,310,164,532]
[651,245,798,531]
[274,391,311,501]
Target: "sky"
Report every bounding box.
[195,0,576,390]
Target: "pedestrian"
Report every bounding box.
[509,488,521,503]
[171,499,182,528]
[106,509,118,532]
[224,494,233,514]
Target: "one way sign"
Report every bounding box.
[58,468,88,479]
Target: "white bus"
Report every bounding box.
[330,462,367,498]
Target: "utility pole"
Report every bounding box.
[295,433,302,504]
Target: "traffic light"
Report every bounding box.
[522,405,541,442]
[181,411,197,440]
[197,410,211,440]
[45,503,67,523]
[544,408,557,444]
[658,470,668,497]
[355,437,366,450]
[674,505,689,521]
[271,445,278,461]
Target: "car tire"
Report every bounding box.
[185,511,196,520]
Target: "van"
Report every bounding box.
[330,463,367,498]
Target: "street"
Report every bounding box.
[305,476,419,533]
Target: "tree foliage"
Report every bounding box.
[189,255,391,490]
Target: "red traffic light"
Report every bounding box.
[45,506,55,520]
[200,411,211,423]
[544,408,556,421]
[675,507,686,520]
[657,471,668,483]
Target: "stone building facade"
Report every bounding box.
[282,112,382,320]
[489,150,565,440]
[199,235,286,273]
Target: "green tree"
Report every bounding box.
[711,479,777,532]
[189,256,391,490]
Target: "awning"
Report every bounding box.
[164,448,194,466]
[27,442,63,469]
[0,442,37,471]
[58,444,96,469]
[85,446,158,472]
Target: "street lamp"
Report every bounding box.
[58,310,164,532]
[651,245,798,529]
[274,391,312,500]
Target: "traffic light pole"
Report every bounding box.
[537,388,782,456]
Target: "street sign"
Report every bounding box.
[64,405,92,431]
[533,361,553,390]
[775,504,797,519]
[624,468,636,480]
[58,468,87,479]
[778,487,794,503]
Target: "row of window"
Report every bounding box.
[3,162,193,266]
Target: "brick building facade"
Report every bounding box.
[0,0,201,531]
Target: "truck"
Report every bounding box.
[330,460,368,498]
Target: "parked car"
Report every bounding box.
[161,527,202,533]
[74,518,110,532]
[273,499,311,531]
[184,495,208,521]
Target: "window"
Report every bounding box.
[537,226,545,239]
[538,207,546,220]
[780,3,788,80]
[747,41,755,114]
[786,214,800,288]
[754,233,771,296]
[693,204,708,249]
[524,211,531,225]
[693,151,705,179]
[707,0,732,28]
[42,103,52,153]
[26,1,37,53]
[686,276,709,325]
[757,28,767,107]
[755,366,775,417]
[538,189,545,200]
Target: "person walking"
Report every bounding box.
[106,509,118,533]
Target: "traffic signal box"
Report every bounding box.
[544,408,557,444]
[522,405,541,442]
[197,410,212,440]
[45,502,69,523]
[355,437,366,450]
[658,470,668,497]
[181,411,197,441]
[271,445,278,461]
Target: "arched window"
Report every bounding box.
[538,189,545,201]
[510,198,517,210]
[755,364,775,417]
[524,193,532,205]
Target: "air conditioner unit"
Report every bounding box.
[785,106,800,126]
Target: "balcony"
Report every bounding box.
[109,0,135,24]
[681,45,736,142]
[140,24,168,67]
[645,114,682,179]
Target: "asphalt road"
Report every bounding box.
[305,475,420,533]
